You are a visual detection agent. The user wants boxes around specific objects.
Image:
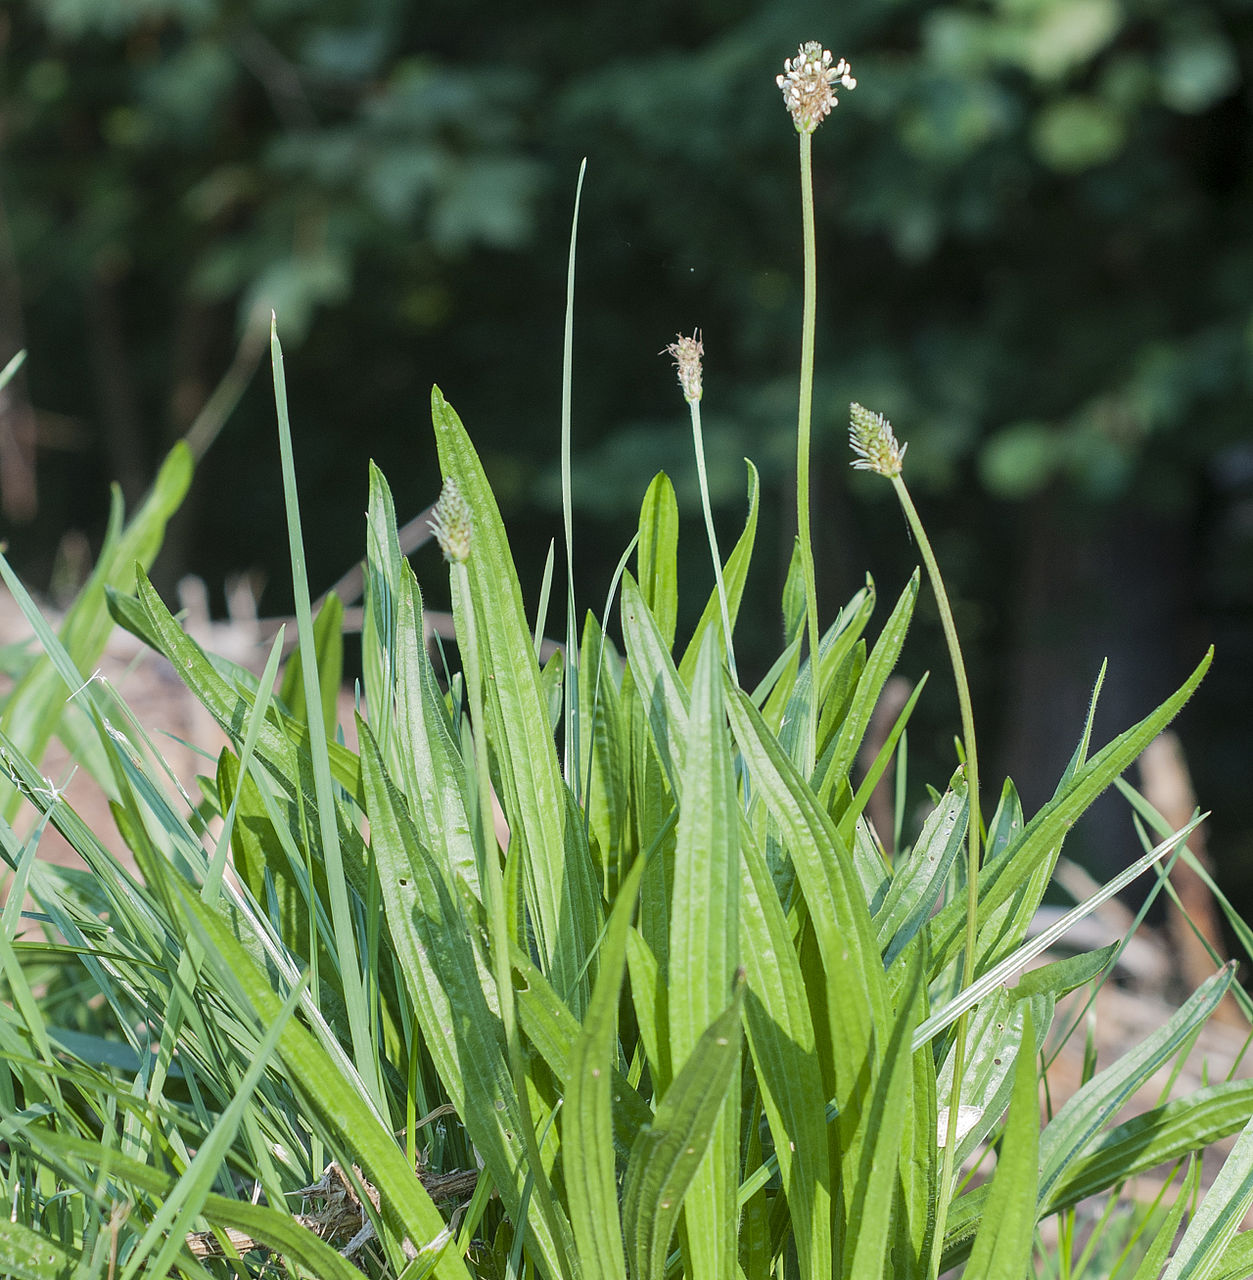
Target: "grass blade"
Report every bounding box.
[270,319,381,1107]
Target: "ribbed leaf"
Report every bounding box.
[1128,1165,1197,1280]
[963,1003,1038,1280]
[622,977,746,1280]
[108,571,363,806]
[739,821,831,1280]
[637,472,680,650]
[509,938,653,1161]
[936,989,1050,1174]
[878,769,967,965]
[621,572,689,790]
[668,630,740,1280]
[943,1081,1253,1269]
[358,717,573,1279]
[1207,1227,1253,1280]
[843,954,920,1279]
[564,850,647,1280]
[1162,1114,1253,1280]
[723,679,890,1245]
[579,612,628,895]
[1038,963,1235,1204]
[432,385,601,1013]
[923,648,1212,977]
[819,570,918,794]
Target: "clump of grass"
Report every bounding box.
[2,37,1252,1280]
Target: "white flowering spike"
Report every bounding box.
[429,478,473,563]
[777,42,856,134]
[849,402,908,477]
[662,331,704,403]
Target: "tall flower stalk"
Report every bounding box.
[664,331,738,684]
[849,403,982,1274]
[777,42,856,775]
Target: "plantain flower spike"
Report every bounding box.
[777,42,856,134]
[429,477,473,563]
[663,331,704,403]
[849,402,908,477]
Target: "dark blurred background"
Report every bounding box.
[1,1,1250,910]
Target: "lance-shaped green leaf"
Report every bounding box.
[943,1081,1253,1270]
[107,570,363,808]
[923,649,1212,978]
[842,952,921,1279]
[935,989,1051,1175]
[622,975,746,1280]
[878,768,967,964]
[1161,1113,1253,1280]
[358,716,574,1278]
[371,477,480,897]
[1129,1163,1198,1280]
[1207,1227,1253,1280]
[509,935,653,1163]
[432,385,600,1013]
[565,849,648,1280]
[1038,963,1235,1205]
[723,678,890,1236]
[964,1003,1038,1280]
[819,569,918,793]
[637,471,680,650]
[668,629,739,1280]
[739,821,831,1280]
[621,572,689,790]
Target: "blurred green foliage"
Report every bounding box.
[2,0,1251,888]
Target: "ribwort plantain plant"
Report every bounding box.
[3,38,1253,1280]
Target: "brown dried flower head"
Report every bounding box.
[777,42,856,134]
[429,477,473,563]
[849,402,908,477]
[663,331,704,403]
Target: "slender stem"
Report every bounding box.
[796,132,822,777]
[451,562,573,1280]
[889,474,981,1273]
[690,398,738,684]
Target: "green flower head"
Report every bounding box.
[429,478,473,563]
[849,403,907,477]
